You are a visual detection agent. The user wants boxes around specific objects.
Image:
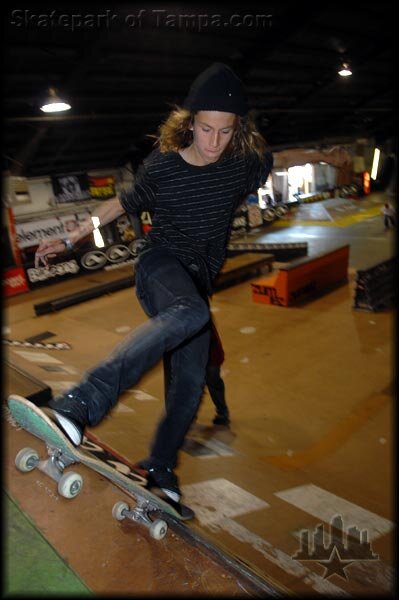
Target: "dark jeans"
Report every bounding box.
[54,246,210,470]
[384,215,395,229]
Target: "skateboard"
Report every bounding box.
[7,394,194,540]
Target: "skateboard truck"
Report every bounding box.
[112,499,168,540]
[14,444,168,539]
[8,395,188,541]
[15,445,84,498]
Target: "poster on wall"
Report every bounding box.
[3,266,30,296]
[2,206,30,296]
[52,173,91,203]
[89,176,115,200]
[15,211,92,288]
[15,211,92,249]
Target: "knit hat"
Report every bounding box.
[183,63,249,116]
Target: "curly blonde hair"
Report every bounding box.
[150,106,267,160]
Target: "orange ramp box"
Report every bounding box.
[251,245,350,306]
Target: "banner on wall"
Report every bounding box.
[3,266,30,296]
[52,173,91,203]
[24,239,142,289]
[15,211,92,249]
[89,176,115,200]
[2,206,30,296]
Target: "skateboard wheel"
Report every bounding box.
[150,519,168,540]
[112,501,129,521]
[15,448,39,472]
[57,471,83,498]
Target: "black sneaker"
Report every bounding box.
[212,413,230,426]
[46,391,88,445]
[146,467,181,503]
[134,457,154,471]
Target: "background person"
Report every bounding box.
[381,202,396,230]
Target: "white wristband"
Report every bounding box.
[63,238,74,251]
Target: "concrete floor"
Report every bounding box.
[3,192,396,596]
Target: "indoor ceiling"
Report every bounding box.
[3,3,395,178]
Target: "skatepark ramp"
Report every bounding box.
[227,240,308,261]
[4,362,286,596]
[251,245,350,307]
[33,254,277,315]
[4,360,52,406]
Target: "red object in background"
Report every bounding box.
[208,320,225,367]
[2,206,30,296]
[6,206,24,265]
[363,171,370,195]
[3,266,29,297]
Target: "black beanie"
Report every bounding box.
[183,63,249,116]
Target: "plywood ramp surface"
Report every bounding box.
[5,415,282,597]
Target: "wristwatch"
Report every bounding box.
[63,238,74,251]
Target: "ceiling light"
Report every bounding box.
[338,62,352,77]
[371,148,380,180]
[40,87,71,113]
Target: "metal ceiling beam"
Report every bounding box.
[27,157,123,177]
[5,105,392,126]
[6,112,161,124]
[32,147,126,165]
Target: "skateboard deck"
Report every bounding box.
[7,394,194,539]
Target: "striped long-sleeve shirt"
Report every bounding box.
[120,148,273,294]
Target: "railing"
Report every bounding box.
[353,258,396,311]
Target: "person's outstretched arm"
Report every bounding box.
[35,156,158,268]
[34,197,125,267]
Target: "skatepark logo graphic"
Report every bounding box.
[292,514,379,580]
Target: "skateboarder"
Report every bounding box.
[33,64,350,504]
[34,62,272,503]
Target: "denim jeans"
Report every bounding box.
[384,215,395,229]
[56,246,211,469]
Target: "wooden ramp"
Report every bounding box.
[4,360,52,406]
[4,364,284,597]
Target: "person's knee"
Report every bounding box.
[191,295,209,327]
[174,294,209,333]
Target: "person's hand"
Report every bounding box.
[324,146,352,167]
[34,239,68,268]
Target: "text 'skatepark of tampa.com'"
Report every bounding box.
[9,9,273,33]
